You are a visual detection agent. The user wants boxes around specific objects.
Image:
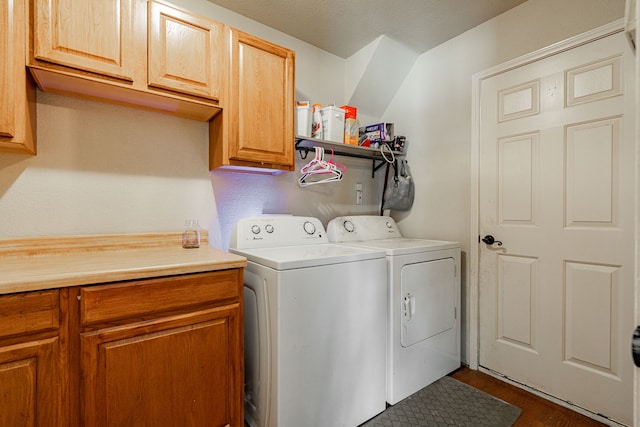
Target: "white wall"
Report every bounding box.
[383,0,625,363]
[0,94,216,236]
[0,0,385,247]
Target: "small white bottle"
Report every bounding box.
[296,101,312,137]
[182,220,200,248]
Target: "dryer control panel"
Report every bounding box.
[327,215,402,242]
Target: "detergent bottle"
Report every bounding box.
[311,103,323,139]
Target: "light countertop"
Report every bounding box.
[1,231,247,295]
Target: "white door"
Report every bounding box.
[631,3,640,426]
[479,31,635,425]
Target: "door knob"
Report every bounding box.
[482,235,502,246]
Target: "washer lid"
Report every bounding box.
[230,243,385,270]
[337,238,460,256]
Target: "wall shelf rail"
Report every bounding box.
[295,136,403,178]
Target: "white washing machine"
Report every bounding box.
[327,215,461,405]
[229,216,387,427]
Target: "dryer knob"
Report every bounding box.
[343,220,355,233]
[385,221,393,229]
[303,221,316,235]
[265,224,274,233]
[251,225,261,235]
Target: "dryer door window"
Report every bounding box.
[400,258,456,347]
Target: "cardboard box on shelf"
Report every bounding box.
[390,135,406,152]
[340,105,357,119]
[340,105,358,145]
[359,123,394,143]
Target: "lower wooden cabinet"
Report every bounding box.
[0,290,67,426]
[0,269,243,427]
[0,338,65,426]
[81,306,239,426]
[78,269,244,427]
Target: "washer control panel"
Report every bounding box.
[230,216,328,249]
[327,215,402,242]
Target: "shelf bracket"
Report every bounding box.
[372,159,388,178]
[298,148,310,160]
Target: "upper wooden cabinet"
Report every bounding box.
[32,0,136,81]
[0,0,36,154]
[148,0,224,100]
[210,28,295,173]
[27,0,223,121]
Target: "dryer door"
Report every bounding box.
[401,258,456,347]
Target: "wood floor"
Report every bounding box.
[450,367,606,426]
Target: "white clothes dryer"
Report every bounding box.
[327,215,461,405]
[229,216,387,427]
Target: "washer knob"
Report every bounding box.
[251,225,261,235]
[265,224,275,233]
[303,221,316,235]
[385,221,393,229]
[343,220,355,233]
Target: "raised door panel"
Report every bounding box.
[0,0,36,153]
[229,29,294,167]
[81,306,242,427]
[32,0,135,81]
[148,0,224,100]
[0,337,64,427]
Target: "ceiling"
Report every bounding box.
[206,0,528,58]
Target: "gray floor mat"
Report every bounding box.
[360,376,522,427]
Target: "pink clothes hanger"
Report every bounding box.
[298,147,344,186]
[326,149,346,172]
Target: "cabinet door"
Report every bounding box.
[32,0,135,80]
[148,0,224,100]
[228,29,295,167]
[0,290,65,426]
[0,0,36,153]
[0,338,63,427]
[81,305,242,427]
[0,0,16,140]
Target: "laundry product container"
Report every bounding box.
[320,105,345,143]
[296,101,312,137]
[341,105,358,145]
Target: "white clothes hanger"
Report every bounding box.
[298,147,345,187]
[300,146,326,173]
